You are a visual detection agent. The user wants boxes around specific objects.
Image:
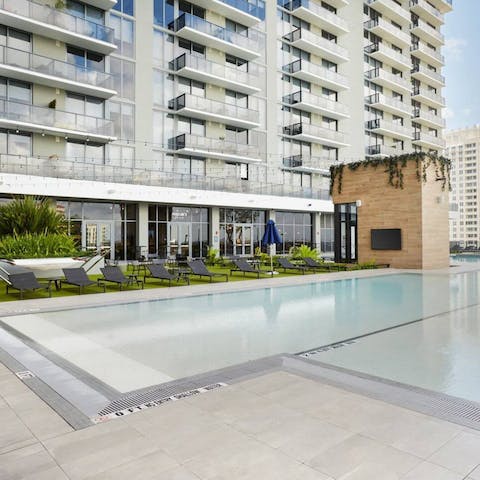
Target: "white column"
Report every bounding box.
[137,203,149,259]
[210,207,220,252]
[313,212,322,254]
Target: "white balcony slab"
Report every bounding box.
[193,0,263,27]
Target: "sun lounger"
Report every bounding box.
[277,257,306,274]
[6,272,52,299]
[144,264,190,286]
[100,266,144,290]
[187,259,228,282]
[230,258,271,278]
[62,268,106,294]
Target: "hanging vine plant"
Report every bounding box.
[329,152,451,195]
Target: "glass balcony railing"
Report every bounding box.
[283,59,349,88]
[0,153,330,200]
[366,144,405,156]
[413,108,445,127]
[283,90,349,117]
[0,46,114,91]
[365,93,411,114]
[0,99,114,138]
[283,28,348,59]
[0,0,114,44]
[168,93,259,125]
[365,67,411,91]
[283,154,334,171]
[283,122,348,145]
[168,132,264,159]
[411,63,445,85]
[411,18,444,44]
[168,13,263,52]
[168,53,261,90]
[282,0,349,32]
[364,18,411,46]
[366,0,411,23]
[364,43,411,68]
[413,131,445,148]
[366,118,412,138]
[219,0,266,20]
[412,87,445,106]
[410,0,444,22]
[411,42,445,64]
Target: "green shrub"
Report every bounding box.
[0,233,78,259]
[0,196,66,236]
[358,259,378,269]
[205,246,219,265]
[289,244,320,261]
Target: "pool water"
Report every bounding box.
[3,270,480,397]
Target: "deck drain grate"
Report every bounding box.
[300,340,356,357]
[95,382,227,422]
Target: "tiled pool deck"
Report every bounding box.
[1,264,480,478]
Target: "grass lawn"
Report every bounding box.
[0,264,326,303]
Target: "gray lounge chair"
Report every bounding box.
[62,268,106,294]
[302,257,343,272]
[100,266,144,290]
[277,257,306,274]
[144,264,190,286]
[230,258,270,278]
[6,272,52,299]
[187,259,228,282]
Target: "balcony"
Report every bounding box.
[365,93,412,116]
[411,63,445,88]
[0,153,330,200]
[282,0,349,35]
[0,99,115,143]
[366,144,405,157]
[81,0,117,9]
[413,108,445,129]
[282,154,333,174]
[413,131,446,150]
[168,93,260,129]
[282,122,349,148]
[364,43,411,71]
[190,0,265,27]
[410,0,444,26]
[0,0,116,55]
[168,13,262,61]
[427,0,453,14]
[365,68,411,95]
[365,118,412,140]
[283,59,349,91]
[365,0,411,26]
[0,46,116,99]
[411,42,444,67]
[283,28,349,64]
[168,133,264,163]
[412,87,445,108]
[364,18,411,48]
[411,19,444,47]
[168,53,261,95]
[283,90,349,119]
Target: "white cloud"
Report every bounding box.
[444,37,468,61]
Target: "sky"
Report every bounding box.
[443,1,480,131]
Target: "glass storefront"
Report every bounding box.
[148,205,209,258]
[219,208,266,257]
[275,211,312,254]
[320,213,334,256]
[56,200,137,260]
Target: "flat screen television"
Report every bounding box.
[371,229,401,250]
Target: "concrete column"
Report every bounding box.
[210,207,220,252]
[313,212,322,254]
[137,203,149,259]
[267,210,276,255]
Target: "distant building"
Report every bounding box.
[445,126,480,249]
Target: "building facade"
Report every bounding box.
[0,0,451,260]
[445,126,480,249]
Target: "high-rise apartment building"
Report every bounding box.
[445,126,480,249]
[0,0,451,260]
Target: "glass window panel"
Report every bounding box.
[8,80,30,103]
[83,203,114,220]
[0,131,6,153]
[66,93,85,114]
[121,18,134,58]
[123,0,134,16]
[8,28,31,51]
[8,132,30,155]
[123,60,135,100]
[86,97,103,118]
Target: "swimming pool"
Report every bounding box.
[2,270,480,398]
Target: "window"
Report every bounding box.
[178,77,205,96]
[0,78,32,103]
[178,39,205,56]
[226,54,248,71]
[225,90,247,108]
[66,0,104,24]
[67,46,104,72]
[177,116,205,136]
[109,57,135,100]
[174,156,205,176]
[0,25,31,52]
[179,0,205,18]
[226,19,248,36]
[112,0,134,16]
[240,163,248,180]
[66,93,104,118]
[225,126,248,144]
[0,129,31,155]
[107,101,134,140]
[66,140,105,163]
[276,212,313,254]
[110,14,134,57]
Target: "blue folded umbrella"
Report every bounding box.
[262,219,282,246]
